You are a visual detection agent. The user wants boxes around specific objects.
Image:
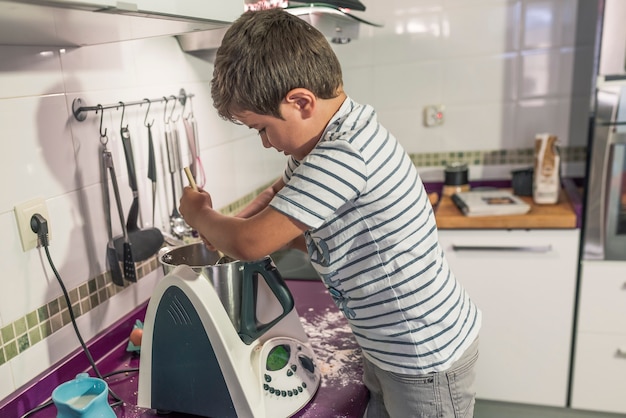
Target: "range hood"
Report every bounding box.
[176,1,382,53]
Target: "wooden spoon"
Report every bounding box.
[184,166,231,264]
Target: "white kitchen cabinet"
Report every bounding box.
[571,260,626,415]
[20,0,242,22]
[132,0,242,23]
[0,0,241,47]
[437,229,579,407]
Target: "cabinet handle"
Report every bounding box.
[451,245,552,253]
[616,349,626,358]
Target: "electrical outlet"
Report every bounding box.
[14,198,51,251]
[423,105,445,127]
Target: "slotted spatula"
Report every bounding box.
[104,148,136,282]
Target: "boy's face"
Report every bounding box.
[233,90,321,161]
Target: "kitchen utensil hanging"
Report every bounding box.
[143,99,158,226]
[182,94,205,188]
[117,102,164,263]
[69,89,194,258]
[99,107,125,286]
[99,106,137,282]
[163,97,191,239]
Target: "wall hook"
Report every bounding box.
[118,101,127,130]
[169,95,180,122]
[142,98,154,128]
[183,94,195,120]
[97,104,108,145]
[97,104,107,138]
[163,96,170,124]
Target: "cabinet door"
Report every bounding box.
[33,0,242,23]
[134,0,243,22]
[437,229,579,407]
[576,261,626,333]
[571,260,626,414]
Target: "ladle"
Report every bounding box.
[164,101,189,239]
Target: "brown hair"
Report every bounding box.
[211,8,343,122]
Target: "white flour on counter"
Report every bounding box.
[300,307,363,388]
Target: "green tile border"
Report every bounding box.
[408,145,586,168]
[0,146,587,365]
[218,182,275,216]
[0,256,159,365]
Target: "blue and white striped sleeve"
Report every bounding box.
[271,140,367,228]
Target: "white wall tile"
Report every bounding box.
[372,9,446,65]
[441,102,518,150]
[342,66,377,106]
[0,46,64,99]
[332,36,376,69]
[515,98,573,146]
[129,37,214,87]
[0,363,15,403]
[518,47,576,98]
[521,0,579,49]
[373,61,444,110]
[0,95,77,214]
[377,107,446,154]
[197,140,238,210]
[522,0,561,49]
[443,54,518,104]
[60,43,138,93]
[441,1,521,57]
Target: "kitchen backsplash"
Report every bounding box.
[0,0,595,402]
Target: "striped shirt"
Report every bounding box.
[270,97,481,374]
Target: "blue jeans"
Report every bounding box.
[363,338,479,418]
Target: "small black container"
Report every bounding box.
[443,162,470,196]
[511,167,534,196]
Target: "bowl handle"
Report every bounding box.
[238,258,295,344]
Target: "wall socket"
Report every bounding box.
[14,197,51,251]
[423,104,445,127]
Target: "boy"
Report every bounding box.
[179,8,481,418]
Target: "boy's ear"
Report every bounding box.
[285,88,315,118]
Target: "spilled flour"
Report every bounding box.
[300,307,363,388]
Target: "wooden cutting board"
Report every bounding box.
[434,188,577,229]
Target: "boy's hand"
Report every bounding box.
[199,233,217,251]
[179,186,213,232]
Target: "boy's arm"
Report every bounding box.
[180,186,307,261]
[236,176,307,253]
[236,177,285,218]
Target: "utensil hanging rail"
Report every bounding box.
[71,88,193,122]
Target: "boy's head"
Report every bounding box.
[211,8,343,123]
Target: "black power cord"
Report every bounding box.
[21,214,135,418]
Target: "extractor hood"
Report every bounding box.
[286,2,382,44]
[176,1,382,53]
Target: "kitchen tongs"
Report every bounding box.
[102,147,137,282]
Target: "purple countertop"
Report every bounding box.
[2,280,368,418]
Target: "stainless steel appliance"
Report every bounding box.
[582,0,626,261]
[583,81,626,260]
